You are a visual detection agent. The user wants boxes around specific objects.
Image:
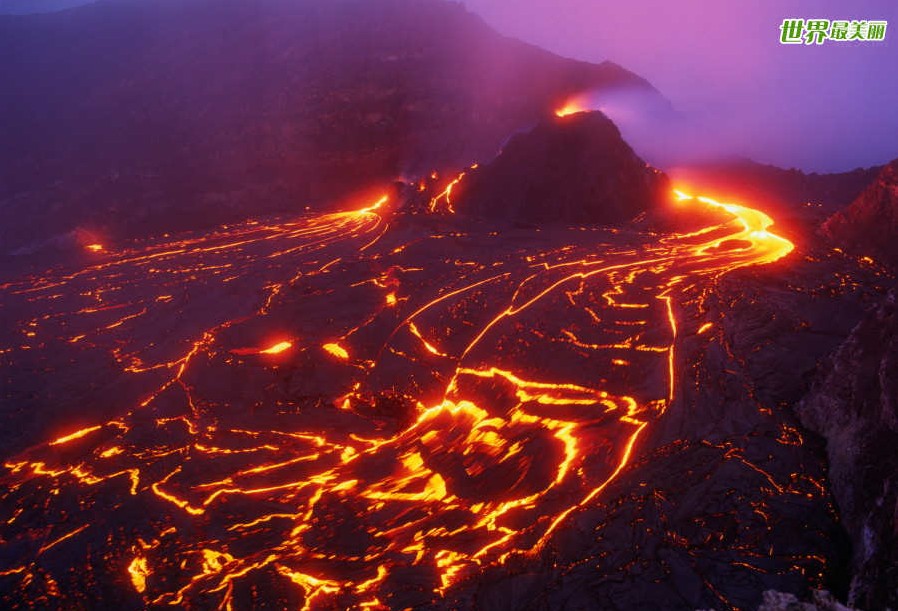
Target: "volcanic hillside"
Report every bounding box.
[823,158,898,268]
[0,0,662,253]
[452,111,670,225]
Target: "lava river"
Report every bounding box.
[0,187,793,608]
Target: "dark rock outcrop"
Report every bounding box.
[441,248,891,611]
[822,159,898,268]
[453,111,670,225]
[797,291,898,609]
[757,590,856,611]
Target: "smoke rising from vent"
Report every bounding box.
[466,0,898,172]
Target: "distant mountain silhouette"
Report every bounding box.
[0,0,662,252]
[672,159,880,214]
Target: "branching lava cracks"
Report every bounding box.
[0,189,794,608]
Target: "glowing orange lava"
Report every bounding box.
[322,342,349,360]
[259,340,293,355]
[127,556,150,593]
[0,184,796,608]
[555,96,590,117]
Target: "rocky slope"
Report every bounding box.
[438,243,890,611]
[822,159,898,268]
[757,590,856,611]
[797,291,898,609]
[0,0,660,254]
[452,111,670,225]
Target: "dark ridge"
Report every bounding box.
[822,158,898,268]
[672,158,882,211]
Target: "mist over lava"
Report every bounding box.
[467,0,898,172]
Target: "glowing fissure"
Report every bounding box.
[555,97,589,118]
[0,185,794,607]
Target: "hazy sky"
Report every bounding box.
[464,0,898,172]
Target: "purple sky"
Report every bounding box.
[464,0,898,172]
[4,0,896,172]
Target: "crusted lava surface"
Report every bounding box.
[2,154,892,608]
[1,2,896,605]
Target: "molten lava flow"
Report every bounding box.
[260,341,294,355]
[128,556,150,593]
[428,166,476,214]
[697,322,714,335]
[0,184,795,608]
[356,194,389,215]
[322,342,349,360]
[671,189,794,266]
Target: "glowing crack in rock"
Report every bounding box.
[0,186,795,608]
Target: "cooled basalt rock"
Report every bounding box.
[822,159,898,268]
[797,291,898,609]
[756,589,856,611]
[453,111,670,225]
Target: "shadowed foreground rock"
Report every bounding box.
[756,589,856,611]
[797,291,898,610]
